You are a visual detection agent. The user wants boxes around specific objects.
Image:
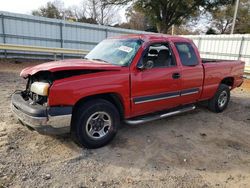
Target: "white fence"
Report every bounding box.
[184,34,250,67]
[0,10,250,69]
[0,11,148,59]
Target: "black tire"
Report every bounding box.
[71,99,120,149]
[208,84,230,113]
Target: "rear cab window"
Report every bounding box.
[175,42,199,66]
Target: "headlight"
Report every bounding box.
[30,82,50,96]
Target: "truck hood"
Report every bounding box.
[20,59,122,78]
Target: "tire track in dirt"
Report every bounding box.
[0,126,8,152]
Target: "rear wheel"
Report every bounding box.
[72,99,120,149]
[208,84,230,113]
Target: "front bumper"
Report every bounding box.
[11,92,72,135]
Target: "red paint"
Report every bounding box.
[20,59,121,78]
[20,34,245,119]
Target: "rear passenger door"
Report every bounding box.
[174,42,204,104]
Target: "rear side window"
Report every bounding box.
[175,42,198,66]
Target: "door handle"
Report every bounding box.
[172,72,181,79]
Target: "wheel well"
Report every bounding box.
[221,77,234,87]
[72,93,124,122]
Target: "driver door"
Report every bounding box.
[131,42,182,116]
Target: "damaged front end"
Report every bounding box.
[11,59,122,135]
[10,70,97,135]
[23,71,53,106]
[23,69,98,106]
[11,68,109,134]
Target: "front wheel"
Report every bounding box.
[72,99,120,149]
[208,84,230,113]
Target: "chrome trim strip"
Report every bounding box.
[134,94,180,104]
[133,88,200,104]
[180,90,199,96]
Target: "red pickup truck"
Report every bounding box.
[11,34,245,148]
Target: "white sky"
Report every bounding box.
[0,0,81,14]
[0,0,127,22]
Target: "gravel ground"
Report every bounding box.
[0,60,250,188]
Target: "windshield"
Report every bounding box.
[85,38,142,66]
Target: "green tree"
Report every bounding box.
[210,0,250,34]
[104,0,232,33]
[32,1,62,19]
[124,6,155,31]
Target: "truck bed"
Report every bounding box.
[200,59,245,100]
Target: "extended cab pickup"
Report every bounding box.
[11,34,245,148]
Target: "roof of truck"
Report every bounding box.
[110,33,192,43]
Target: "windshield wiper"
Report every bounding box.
[91,58,110,64]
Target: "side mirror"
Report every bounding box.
[137,62,145,70]
[137,60,154,70]
[144,60,154,69]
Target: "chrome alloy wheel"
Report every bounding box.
[218,90,228,108]
[86,111,112,139]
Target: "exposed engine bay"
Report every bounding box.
[22,69,105,106]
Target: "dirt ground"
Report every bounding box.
[0,60,250,188]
